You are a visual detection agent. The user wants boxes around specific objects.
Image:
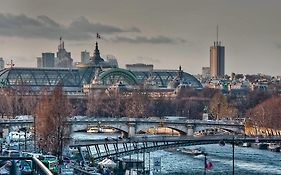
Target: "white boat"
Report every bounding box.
[268,143,280,152]
[180,148,204,156]
[87,127,99,133]
[242,142,251,147]
[87,127,116,133]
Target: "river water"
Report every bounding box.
[72,132,281,175]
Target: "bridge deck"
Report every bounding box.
[69,136,281,162]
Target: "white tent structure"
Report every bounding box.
[0,161,11,175]
[98,158,117,168]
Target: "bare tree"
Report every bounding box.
[247,96,281,130]
[34,86,71,158]
[208,92,238,120]
[123,92,150,118]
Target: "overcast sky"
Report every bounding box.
[0,0,280,76]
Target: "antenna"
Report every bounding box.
[216,24,219,45]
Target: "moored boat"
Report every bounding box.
[180,148,204,156]
[242,142,251,147]
[87,127,99,133]
[251,143,268,150]
[268,143,280,152]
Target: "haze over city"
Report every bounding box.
[0,0,281,76]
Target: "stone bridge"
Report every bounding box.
[68,117,245,137]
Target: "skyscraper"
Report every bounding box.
[210,26,225,78]
[42,52,55,67]
[81,50,90,64]
[37,57,42,68]
[0,58,4,70]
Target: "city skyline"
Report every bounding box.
[0,0,281,76]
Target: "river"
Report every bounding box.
[71,132,281,175]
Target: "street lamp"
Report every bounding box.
[219,135,235,175]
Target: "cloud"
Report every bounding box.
[0,13,140,41]
[111,35,186,44]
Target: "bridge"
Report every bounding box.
[69,135,281,162]
[0,117,244,136]
[68,117,244,137]
[0,117,244,137]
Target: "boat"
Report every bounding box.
[180,148,204,156]
[87,127,99,133]
[268,143,280,152]
[87,127,116,133]
[242,142,251,147]
[251,143,268,150]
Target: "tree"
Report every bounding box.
[208,93,238,120]
[0,89,13,118]
[247,96,281,130]
[34,86,71,158]
[123,92,150,118]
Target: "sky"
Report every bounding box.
[0,0,281,76]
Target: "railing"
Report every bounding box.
[0,156,53,175]
[73,136,281,162]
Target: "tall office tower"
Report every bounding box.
[210,26,225,78]
[0,58,4,70]
[42,52,55,67]
[37,57,42,68]
[56,37,73,67]
[81,50,90,64]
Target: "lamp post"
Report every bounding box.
[232,136,235,175]
[219,135,235,175]
[203,153,207,175]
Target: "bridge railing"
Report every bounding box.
[72,136,281,162]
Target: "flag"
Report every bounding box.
[205,160,213,170]
[96,33,101,39]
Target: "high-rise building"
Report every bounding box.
[56,38,73,68]
[202,67,210,78]
[0,58,4,70]
[42,52,55,67]
[210,26,225,78]
[37,57,42,68]
[81,50,90,64]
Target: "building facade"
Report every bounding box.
[126,63,153,72]
[42,52,55,68]
[81,50,90,64]
[0,58,4,70]
[202,67,210,78]
[210,41,225,78]
[56,39,73,67]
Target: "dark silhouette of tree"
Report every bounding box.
[245,90,272,109]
